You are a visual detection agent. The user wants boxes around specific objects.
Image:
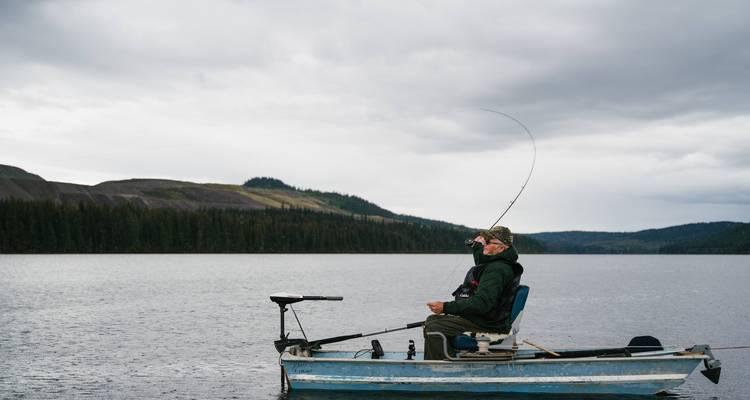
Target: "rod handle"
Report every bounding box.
[406,321,425,329]
[302,296,343,301]
[314,333,362,346]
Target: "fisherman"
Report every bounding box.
[423,225,523,360]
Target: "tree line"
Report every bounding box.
[0,199,477,253]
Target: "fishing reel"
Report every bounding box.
[465,239,482,249]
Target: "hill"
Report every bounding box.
[0,164,412,219]
[527,222,749,254]
[0,164,545,253]
[2,164,745,254]
[659,223,750,254]
[0,165,45,181]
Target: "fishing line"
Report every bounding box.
[516,343,750,351]
[437,254,466,294]
[711,345,750,350]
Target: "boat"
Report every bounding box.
[270,290,722,395]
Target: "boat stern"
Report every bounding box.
[685,344,722,384]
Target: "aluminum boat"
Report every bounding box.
[270,291,721,395]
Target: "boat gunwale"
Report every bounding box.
[281,351,708,366]
[290,373,689,384]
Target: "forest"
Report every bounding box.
[6,198,740,255]
[0,199,480,253]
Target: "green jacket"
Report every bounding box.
[443,246,522,332]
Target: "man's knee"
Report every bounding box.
[424,314,449,331]
[425,314,461,334]
[425,314,440,329]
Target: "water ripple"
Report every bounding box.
[1,254,747,399]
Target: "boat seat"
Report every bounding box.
[453,285,529,351]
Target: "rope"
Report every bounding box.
[353,348,374,359]
[289,304,308,342]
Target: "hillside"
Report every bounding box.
[659,223,750,254]
[0,164,462,227]
[0,165,45,181]
[528,222,750,254]
[0,164,549,253]
[2,164,745,254]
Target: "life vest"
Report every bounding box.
[451,261,523,325]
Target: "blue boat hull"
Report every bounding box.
[282,350,705,395]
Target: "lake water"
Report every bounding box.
[1,254,748,399]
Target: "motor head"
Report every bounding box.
[274,338,308,353]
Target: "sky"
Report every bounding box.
[1,1,749,232]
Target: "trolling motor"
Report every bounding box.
[270,292,425,391]
[271,292,425,354]
[270,293,343,391]
[270,292,344,353]
[271,292,424,353]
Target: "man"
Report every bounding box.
[423,225,523,360]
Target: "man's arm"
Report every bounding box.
[442,264,511,316]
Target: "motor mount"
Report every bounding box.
[687,344,722,384]
[371,340,384,359]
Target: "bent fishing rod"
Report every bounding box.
[479,108,537,229]
[446,108,536,284]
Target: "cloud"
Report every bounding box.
[1,0,749,231]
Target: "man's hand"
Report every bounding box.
[427,301,444,314]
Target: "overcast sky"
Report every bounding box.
[2,1,749,232]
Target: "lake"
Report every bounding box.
[1,254,748,399]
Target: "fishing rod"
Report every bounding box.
[478,108,537,229]
[274,320,425,352]
[306,321,425,348]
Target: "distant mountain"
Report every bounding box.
[659,223,750,254]
[0,164,483,232]
[243,177,295,190]
[0,165,45,181]
[2,164,549,253]
[2,163,744,254]
[0,164,399,218]
[527,222,749,254]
